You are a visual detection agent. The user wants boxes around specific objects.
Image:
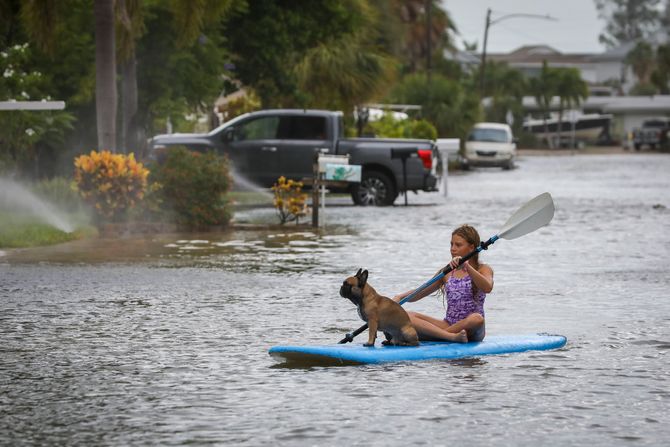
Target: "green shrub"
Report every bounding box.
[366,112,438,140]
[149,147,233,229]
[408,119,438,140]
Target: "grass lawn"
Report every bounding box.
[228,190,275,206]
[0,212,96,249]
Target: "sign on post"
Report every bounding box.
[315,154,361,227]
[324,164,361,182]
[435,138,460,197]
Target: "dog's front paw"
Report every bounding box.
[363,342,374,347]
[381,339,394,346]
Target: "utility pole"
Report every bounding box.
[479,8,491,94]
[479,9,557,96]
[426,0,432,84]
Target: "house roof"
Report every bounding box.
[487,45,594,65]
[589,42,636,61]
[486,43,635,65]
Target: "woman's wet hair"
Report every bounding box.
[451,224,482,303]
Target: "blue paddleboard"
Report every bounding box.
[269,333,567,365]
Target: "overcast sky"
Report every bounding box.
[441,0,608,54]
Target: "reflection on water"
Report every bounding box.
[1,153,670,445]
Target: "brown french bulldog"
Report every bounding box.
[339,269,419,347]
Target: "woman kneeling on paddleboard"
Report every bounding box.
[393,224,494,343]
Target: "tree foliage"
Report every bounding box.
[1,0,477,179]
[370,0,457,74]
[0,42,75,174]
[294,32,396,111]
[595,0,662,48]
[388,73,481,139]
[651,43,670,93]
[528,62,589,147]
[626,40,656,83]
[223,0,385,108]
[479,61,527,133]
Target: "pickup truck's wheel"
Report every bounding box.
[351,170,397,206]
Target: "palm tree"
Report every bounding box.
[93,0,117,151]
[482,61,526,132]
[117,0,144,154]
[21,0,238,153]
[294,33,396,113]
[554,68,589,147]
[626,40,655,85]
[116,0,237,154]
[651,43,670,94]
[529,61,558,148]
[380,0,457,73]
[22,0,117,151]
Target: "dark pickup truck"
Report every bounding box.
[632,117,670,150]
[147,109,440,205]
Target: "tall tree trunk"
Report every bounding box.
[94,0,117,151]
[121,52,138,155]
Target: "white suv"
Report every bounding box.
[463,122,516,170]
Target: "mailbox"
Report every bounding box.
[325,164,361,182]
[318,154,349,173]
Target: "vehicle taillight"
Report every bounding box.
[417,149,432,170]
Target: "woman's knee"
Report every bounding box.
[467,313,485,326]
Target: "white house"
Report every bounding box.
[485,44,636,94]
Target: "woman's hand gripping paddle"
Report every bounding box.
[338,192,555,344]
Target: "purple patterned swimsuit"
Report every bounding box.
[443,273,486,325]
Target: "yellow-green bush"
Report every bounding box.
[272,176,308,224]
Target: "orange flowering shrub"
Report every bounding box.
[73,150,149,222]
[271,176,308,224]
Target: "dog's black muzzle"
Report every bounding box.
[340,281,362,307]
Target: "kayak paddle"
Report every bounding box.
[338,192,555,344]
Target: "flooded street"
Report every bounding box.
[1,152,669,446]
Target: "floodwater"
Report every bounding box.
[1,152,669,446]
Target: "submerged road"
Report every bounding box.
[1,151,669,446]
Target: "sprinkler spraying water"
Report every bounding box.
[0,178,75,233]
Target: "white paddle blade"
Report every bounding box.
[498,192,555,240]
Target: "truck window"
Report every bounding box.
[278,116,327,140]
[236,116,279,141]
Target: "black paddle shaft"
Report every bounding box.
[338,237,497,344]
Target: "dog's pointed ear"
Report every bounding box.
[358,269,368,287]
[356,268,362,277]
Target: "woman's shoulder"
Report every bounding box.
[478,263,493,274]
